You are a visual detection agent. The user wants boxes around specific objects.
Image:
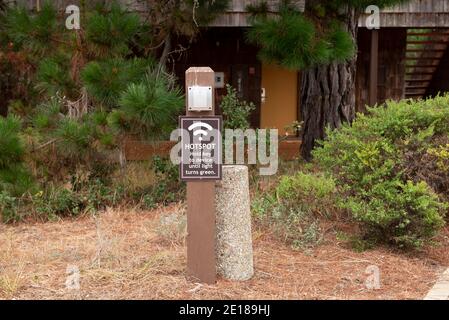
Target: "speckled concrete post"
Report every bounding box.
[215,165,254,281]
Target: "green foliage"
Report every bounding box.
[0,164,35,197]
[31,178,124,220]
[326,23,355,61]
[276,172,336,211]
[221,84,255,130]
[86,3,141,57]
[118,73,184,139]
[34,188,83,218]
[428,144,449,172]
[0,191,22,223]
[3,2,58,54]
[313,95,449,248]
[253,172,336,250]
[53,118,94,158]
[0,1,207,223]
[137,157,185,210]
[246,6,354,70]
[150,156,185,205]
[245,0,411,70]
[31,98,62,130]
[81,58,153,107]
[0,115,24,168]
[36,57,74,96]
[0,116,34,197]
[0,115,34,221]
[245,1,269,17]
[184,0,230,26]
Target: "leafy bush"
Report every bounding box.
[313,95,449,248]
[0,191,19,223]
[34,188,84,219]
[220,84,255,130]
[276,172,336,211]
[144,156,185,207]
[253,171,336,250]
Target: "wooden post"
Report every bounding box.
[369,29,379,106]
[185,67,217,284]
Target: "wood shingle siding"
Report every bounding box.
[9,0,449,27]
[218,0,449,28]
[361,0,449,28]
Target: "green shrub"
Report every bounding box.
[313,95,449,248]
[0,115,34,197]
[276,171,336,212]
[34,188,83,218]
[221,84,255,130]
[148,156,185,205]
[0,115,24,167]
[0,191,19,223]
[253,172,336,250]
[32,179,125,220]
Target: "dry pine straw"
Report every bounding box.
[0,204,448,300]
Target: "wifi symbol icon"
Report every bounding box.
[188,122,213,141]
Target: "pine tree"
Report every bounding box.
[247,0,410,160]
[0,115,34,197]
[145,0,230,68]
[1,1,184,143]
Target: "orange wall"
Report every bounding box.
[260,64,299,136]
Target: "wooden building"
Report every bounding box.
[180,0,449,133]
[7,0,449,134]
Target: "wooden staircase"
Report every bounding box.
[405,28,449,99]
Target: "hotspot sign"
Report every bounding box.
[180,116,222,181]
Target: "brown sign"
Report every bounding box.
[180,116,222,181]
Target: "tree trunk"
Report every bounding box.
[300,8,359,160]
[158,33,172,71]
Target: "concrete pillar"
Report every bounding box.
[215,165,254,281]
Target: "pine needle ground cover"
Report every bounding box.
[1,205,448,300]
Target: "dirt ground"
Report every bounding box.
[0,204,448,300]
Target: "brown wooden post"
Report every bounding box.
[185,67,217,284]
[369,29,379,106]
